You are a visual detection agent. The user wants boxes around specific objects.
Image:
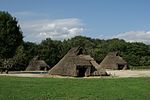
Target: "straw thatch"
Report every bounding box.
[26,56,50,71]
[99,52,128,70]
[49,47,107,77]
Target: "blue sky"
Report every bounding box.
[1,0,150,44]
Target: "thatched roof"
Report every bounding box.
[49,47,107,76]
[99,52,128,70]
[26,56,49,71]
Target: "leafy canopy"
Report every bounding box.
[0,11,23,58]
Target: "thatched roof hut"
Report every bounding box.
[26,56,50,71]
[49,47,107,77]
[99,52,128,70]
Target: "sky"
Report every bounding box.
[0,0,150,44]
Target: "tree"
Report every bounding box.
[13,45,27,71]
[122,42,150,66]
[12,42,38,71]
[106,38,127,52]
[38,38,63,67]
[0,11,23,58]
[0,58,17,73]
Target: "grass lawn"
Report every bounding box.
[0,76,150,100]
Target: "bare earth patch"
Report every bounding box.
[107,70,150,77]
[0,70,150,78]
[0,73,47,78]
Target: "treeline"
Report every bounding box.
[11,36,150,70]
[0,11,150,71]
[3,36,150,70]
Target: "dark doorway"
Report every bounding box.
[77,66,87,77]
[40,67,46,71]
[77,48,83,55]
[118,64,125,70]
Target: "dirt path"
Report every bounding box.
[107,70,150,77]
[0,70,150,78]
[0,73,48,78]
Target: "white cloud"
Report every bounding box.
[20,18,84,42]
[113,31,150,44]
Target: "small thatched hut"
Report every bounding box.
[99,52,128,70]
[26,56,50,71]
[49,47,107,77]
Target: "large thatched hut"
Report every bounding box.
[99,52,128,70]
[26,56,50,71]
[49,47,107,77]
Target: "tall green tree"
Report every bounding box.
[13,42,38,70]
[0,11,23,58]
[38,38,63,67]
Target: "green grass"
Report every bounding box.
[0,76,150,100]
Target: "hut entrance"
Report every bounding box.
[118,64,125,70]
[40,67,46,71]
[77,66,87,77]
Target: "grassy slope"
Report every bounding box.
[0,77,150,100]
